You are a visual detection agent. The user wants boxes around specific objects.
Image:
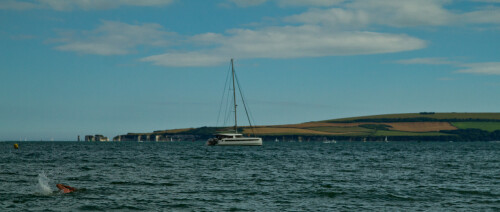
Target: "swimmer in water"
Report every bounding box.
[56,184,77,193]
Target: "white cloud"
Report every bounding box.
[286,0,500,28]
[285,8,371,28]
[141,25,426,67]
[53,21,174,55]
[394,58,500,75]
[287,0,454,27]
[1,0,174,11]
[41,0,174,10]
[457,62,500,75]
[227,0,267,7]
[226,0,343,7]
[141,52,228,67]
[350,0,454,27]
[277,0,344,7]
[0,0,38,10]
[394,57,455,65]
[461,7,500,24]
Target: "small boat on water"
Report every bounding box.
[207,59,262,146]
[323,139,337,144]
[207,133,262,146]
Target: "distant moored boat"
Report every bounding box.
[207,59,262,146]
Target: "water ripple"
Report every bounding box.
[0,141,498,211]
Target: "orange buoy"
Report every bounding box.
[14,143,19,149]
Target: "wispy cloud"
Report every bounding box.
[141,52,228,67]
[285,0,453,27]
[227,0,267,8]
[226,0,344,7]
[457,62,500,75]
[460,7,500,24]
[0,0,174,11]
[0,0,39,10]
[394,57,456,65]
[141,25,426,67]
[285,0,500,28]
[395,58,500,75]
[52,21,174,55]
[277,0,344,7]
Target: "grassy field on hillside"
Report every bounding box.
[452,122,500,132]
[385,122,456,132]
[324,113,500,122]
[306,126,373,134]
[138,113,500,139]
[373,130,448,136]
[243,127,339,135]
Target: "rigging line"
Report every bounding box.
[234,71,253,124]
[216,61,232,127]
[223,83,230,127]
[236,76,257,131]
[223,85,234,128]
[234,71,256,136]
[223,70,234,129]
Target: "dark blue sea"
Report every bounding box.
[1,141,499,211]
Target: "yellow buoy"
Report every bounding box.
[14,143,19,149]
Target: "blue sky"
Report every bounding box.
[1,0,499,141]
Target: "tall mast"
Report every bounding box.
[231,58,238,133]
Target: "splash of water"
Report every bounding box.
[37,172,54,195]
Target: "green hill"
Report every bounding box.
[116,113,500,141]
[322,112,500,123]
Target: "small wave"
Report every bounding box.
[110,181,130,185]
[0,172,17,176]
[79,166,92,171]
[160,182,176,186]
[438,187,498,197]
[321,184,333,188]
[110,181,175,187]
[78,205,105,211]
[170,203,190,208]
[25,152,42,157]
[455,189,498,197]
[386,193,417,201]
[229,207,252,211]
[207,189,236,194]
[69,174,93,182]
[110,205,145,210]
[316,191,346,198]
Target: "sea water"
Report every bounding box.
[0,141,499,211]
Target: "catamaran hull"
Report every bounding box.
[208,138,262,146]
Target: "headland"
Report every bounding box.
[110,112,500,142]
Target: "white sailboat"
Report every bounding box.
[207,59,262,146]
[323,139,337,144]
